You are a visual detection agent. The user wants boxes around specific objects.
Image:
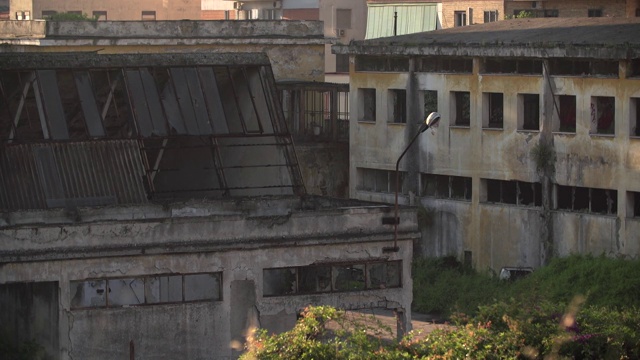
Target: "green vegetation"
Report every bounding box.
[506,11,535,19]
[243,255,640,359]
[45,12,98,21]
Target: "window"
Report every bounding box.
[451,91,470,127]
[549,59,617,77]
[263,261,401,297]
[422,90,438,120]
[41,10,57,18]
[263,9,278,19]
[588,9,602,17]
[631,98,640,137]
[356,56,409,72]
[357,168,407,194]
[555,95,576,133]
[418,57,473,73]
[590,96,615,135]
[141,11,156,20]
[519,94,539,131]
[544,10,559,17]
[454,11,467,26]
[92,11,107,21]
[422,174,472,201]
[556,185,617,215]
[484,10,498,22]
[484,59,542,74]
[627,191,640,217]
[483,179,542,207]
[483,92,503,129]
[70,272,222,309]
[335,54,349,73]
[336,8,352,29]
[389,89,406,123]
[359,88,376,122]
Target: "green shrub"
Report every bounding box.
[45,12,98,21]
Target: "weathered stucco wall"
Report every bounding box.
[295,143,349,197]
[348,57,640,271]
[0,197,417,359]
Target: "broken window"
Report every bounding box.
[588,9,602,17]
[389,89,406,123]
[357,168,407,194]
[418,57,473,74]
[519,94,540,131]
[367,262,401,289]
[145,275,183,303]
[556,95,576,133]
[590,96,615,135]
[421,173,472,201]
[483,58,542,75]
[483,92,503,129]
[629,192,640,217]
[484,179,541,206]
[451,91,470,127]
[555,185,617,215]
[632,98,640,137]
[422,90,438,119]
[184,273,222,301]
[70,280,106,308]
[550,59,618,77]
[263,268,297,296]
[108,278,145,307]
[333,264,366,291]
[631,59,640,77]
[298,266,332,293]
[359,88,376,122]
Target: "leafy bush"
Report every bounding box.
[45,12,97,21]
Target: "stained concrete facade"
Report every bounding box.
[334,18,640,272]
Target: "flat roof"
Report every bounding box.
[334,18,640,59]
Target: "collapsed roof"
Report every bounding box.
[0,52,305,211]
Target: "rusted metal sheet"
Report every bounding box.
[0,140,147,211]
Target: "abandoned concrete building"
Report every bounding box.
[0,52,418,359]
[333,17,640,272]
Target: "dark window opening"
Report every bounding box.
[632,98,640,137]
[485,93,503,129]
[359,88,376,122]
[423,90,438,119]
[557,185,573,210]
[486,179,501,203]
[389,89,406,123]
[484,10,498,22]
[485,179,541,206]
[556,185,617,215]
[574,187,590,211]
[632,59,640,77]
[422,174,471,201]
[355,56,409,72]
[484,59,542,75]
[452,91,470,126]
[454,11,467,26]
[632,192,640,217]
[418,57,473,74]
[592,96,615,135]
[502,181,518,205]
[521,94,540,131]
[550,59,617,77]
[357,168,407,194]
[41,10,57,18]
[335,54,349,73]
[588,9,602,17]
[558,95,576,133]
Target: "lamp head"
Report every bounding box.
[420,112,441,132]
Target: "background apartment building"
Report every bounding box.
[334,17,640,272]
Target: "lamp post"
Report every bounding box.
[384,112,441,253]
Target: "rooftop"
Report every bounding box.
[334,18,640,59]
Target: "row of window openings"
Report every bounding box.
[361,89,640,136]
[453,10,499,27]
[263,261,401,297]
[41,10,151,20]
[355,56,637,77]
[357,170,630,215]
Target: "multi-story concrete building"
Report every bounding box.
[0,51,417,360]
[334,17,640,272]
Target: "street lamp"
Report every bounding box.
[384,112,441,253]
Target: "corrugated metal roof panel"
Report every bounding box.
[365,3,437,39]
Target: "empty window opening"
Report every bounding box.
[335,54,349,73]
[520,94,540,131]
[454,11,467,26]
[631,98,640,137]
[389,89,406,123]
[336,8,352,29]
[588,9,603,17]
[555,185,617,215]
[41,10,57,18]
[484,10,498,23]
[557,95,576,133]
[484,59,542,74]
[418,57,473,73]
[141,11,156,20]
[358,88,376,122]
[628,191,640,217]
[92,11,107,20]
[263,261,401,297]
[422,90,438,119]
[483,92,503,129]
[451,91,470,127]
[421,173,472,201]
[357,168,407,194]
[550,59,618,77]
[631,59,640,77]
[356,56,409,72]
[591,96,615,135]
[484,179,542,206]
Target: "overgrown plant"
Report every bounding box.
[45,12,98,21]
[531,141,556,174]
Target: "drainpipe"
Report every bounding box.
[394,12,397,36]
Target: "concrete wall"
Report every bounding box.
[348,57,640,271]
[0,197,417,359]
[320,0,367,73]
[441,0,505,28]
[295,143,349,197]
